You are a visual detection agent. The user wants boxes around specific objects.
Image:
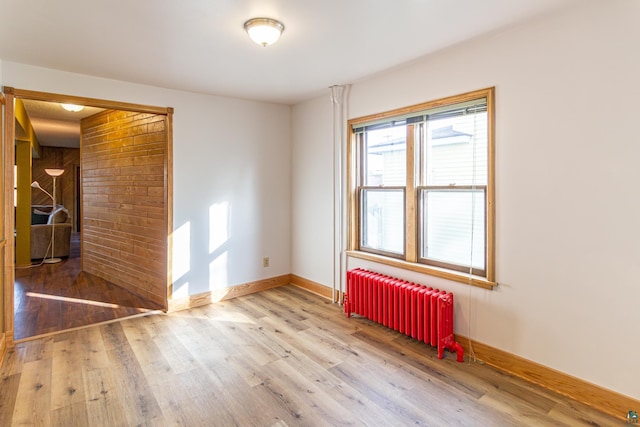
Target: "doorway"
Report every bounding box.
[4,87,173,342]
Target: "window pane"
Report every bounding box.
[424,109,487,186]
[421,189,485,271]
[364,126,406,186]
[362,189,404,255]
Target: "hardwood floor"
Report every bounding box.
[14,233,164,341]
[0,285,620,426]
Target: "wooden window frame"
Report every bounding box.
[347,88,496,290]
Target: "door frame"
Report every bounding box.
[2,87,173,348]
[1,89,11,354]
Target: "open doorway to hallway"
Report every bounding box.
[6,89,172,342]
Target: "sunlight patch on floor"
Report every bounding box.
[25,291,151,310]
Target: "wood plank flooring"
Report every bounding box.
[14,233,163,341]
[0,285,621,426]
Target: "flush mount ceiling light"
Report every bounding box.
[244,18,284,47]
[61,103,84,112]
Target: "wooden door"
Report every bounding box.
[81,110,169,308]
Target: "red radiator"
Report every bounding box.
[344,269,464,363]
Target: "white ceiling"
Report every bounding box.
[0,0,581,106]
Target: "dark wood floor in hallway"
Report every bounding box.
[0,285,621,426]
[13,233,163,341]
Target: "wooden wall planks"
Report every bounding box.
[81,110,168,307]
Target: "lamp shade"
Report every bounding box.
[44,168,65,177]
[244,18,284,47]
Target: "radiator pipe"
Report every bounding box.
[330,84,350,304]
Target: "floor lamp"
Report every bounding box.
[31,168,65,264]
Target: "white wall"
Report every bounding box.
[1,61,292,298]
[291,0,640,400]
[291,95,334,286]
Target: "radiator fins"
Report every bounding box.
[344,268,464,363]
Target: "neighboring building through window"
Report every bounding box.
[348,88,495,288]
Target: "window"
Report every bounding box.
[348,88,495,288]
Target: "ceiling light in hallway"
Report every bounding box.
[61,103,84,112]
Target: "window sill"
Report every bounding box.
[346,250,497,290]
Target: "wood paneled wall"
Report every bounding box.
[81,110,168,307]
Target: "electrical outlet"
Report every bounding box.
[263,257,269,267]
